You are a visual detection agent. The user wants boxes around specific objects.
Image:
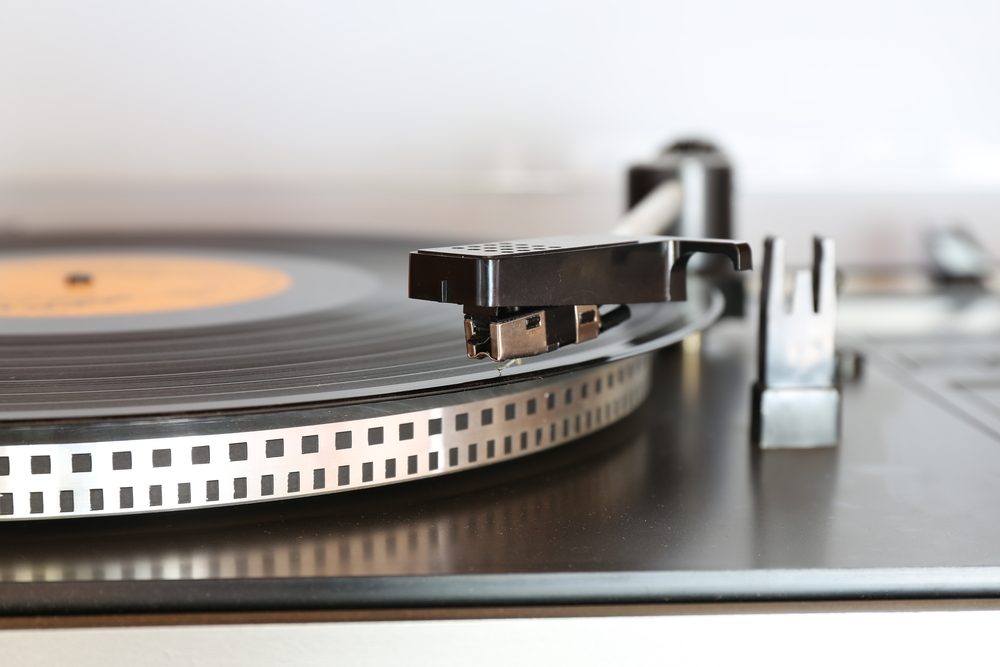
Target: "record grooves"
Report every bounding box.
[0,233,721,519]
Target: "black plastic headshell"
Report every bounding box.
[409,235,752,361]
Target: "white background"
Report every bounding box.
[2,0,1000,261]
[1,610,997,666]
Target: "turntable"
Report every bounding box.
[3,140,1000,623]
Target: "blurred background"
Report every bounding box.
[2,0,999,262]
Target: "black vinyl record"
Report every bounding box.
[0,233,722,421]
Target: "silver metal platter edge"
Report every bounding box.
[0,356,652,520]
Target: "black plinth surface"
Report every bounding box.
[3,314,1000,614]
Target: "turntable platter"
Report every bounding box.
[0,233,722,520]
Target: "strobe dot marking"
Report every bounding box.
[0,358,648,519]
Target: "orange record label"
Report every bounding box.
[0,254,292,318]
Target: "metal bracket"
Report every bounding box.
[927,226,993,285]
[752,236,841,449]
[463,304,602,361]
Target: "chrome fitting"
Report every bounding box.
[752,236,841,448]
